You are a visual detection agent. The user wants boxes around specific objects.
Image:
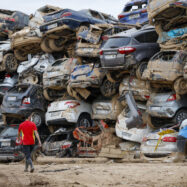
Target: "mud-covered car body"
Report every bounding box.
[100,26,159,71]
[119,76,151,101]
[118,0,148,25]
[42,128,78,157]
[92,95,123,121]
[0,9,29,38]
[0,125,24,161]
[45,99,92,127]
[43,58,77,89]
[141,129,178,157]
[1,84,46,123]
[146,92,187,128]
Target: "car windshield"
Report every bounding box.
[0,126,18,137]
[9,85,28,93]
[124,3,147,12]
[49,134,68,142]
[103,37,130,49]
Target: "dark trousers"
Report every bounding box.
[177,136,187,154]
[23,145,34,162]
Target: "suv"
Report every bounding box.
[100,26,160,80]
[1,84,46,126]
[143,50,187,95]
[118,0,148,25]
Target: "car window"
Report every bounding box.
[90,10,103,20]
[135,31,158,43]
[9,86,28,93]
[52,60,64,66]
[0,127,18,137]
[49,134,68,142]
[103,37,131,49]
[153,51,177,61]
[124,3,147,12]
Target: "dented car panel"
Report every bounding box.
[119,76,151,101]
[92,95,123,121]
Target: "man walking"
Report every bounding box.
[17,113,41,172]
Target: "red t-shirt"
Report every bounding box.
[18,120,37,145]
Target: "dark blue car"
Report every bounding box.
[40,8,117,33]
[118,0,148,25]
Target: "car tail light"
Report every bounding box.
[166,94,176,102]
[91,76,97,79]
[118,47,136,55]
[22,97,31,105]
[102,35,109,41]
[61,12,72,18]
[118,14,125,19]
[62,144,71,149]
[141,9,147,13]
[142,137,147,142]
[162,137,177,142]
[48,104,51,107]
[5,74,11,78]
[174,2,183,5]
[99,50,103,55]
[144,95,150,99]
[65,101,80,108]
[5,17,15,22]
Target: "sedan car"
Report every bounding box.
[143,50,187,95]
[0,125,24,161]
[45,98,92,133]
[42,128,78,157]
[1,84,46,126]
[100,26,160,80]
[146,92,187,128]
[141,129,178,158]
[118,0,148,25]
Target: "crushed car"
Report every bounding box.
[100,26,160,81]
[45,97,92,133]
[146,92,187,128]
[143,50,187,95]
[1,84,46,126]
[43,58,78,101]
[118,0,148,25]
[42,128,78,157]
[92,95,123,122]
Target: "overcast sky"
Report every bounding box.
[1,0,129,19]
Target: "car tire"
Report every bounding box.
[106,72,121,83]
[136,61,147,80]
[48,38,66,52]
[31,111,45,127]
[76,25,89,37]
[174,77,187,95]
[41,38,53,53]
[100,78,117,98]
[14,49,27,61]
[174,109,187,125]
[3,53,18,73]
[43,88,53,101]
[77,113,92,127]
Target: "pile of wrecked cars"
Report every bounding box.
[0,0,186,162]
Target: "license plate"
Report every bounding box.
[122,132,132,137]
[51,111,61,117]
[129,14,140,20]
[1,142,10,147]
[83,48,94,52]
[146,140,158,146]
[104,55,116,59]
[47,23,58,30]
[8,96,16,101]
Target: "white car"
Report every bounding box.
[46,98,92,131]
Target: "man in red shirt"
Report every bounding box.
[17,113,41,172]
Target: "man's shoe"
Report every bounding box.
[24,169,28,172]
[30,167,34,173]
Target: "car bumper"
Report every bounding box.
[46,118,73,126]
[69,80,100,88]
[43,78,68,89]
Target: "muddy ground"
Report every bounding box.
[0,157,187,187]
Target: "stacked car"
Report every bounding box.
[0,1,186,161]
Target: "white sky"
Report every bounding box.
[1,0,129,19]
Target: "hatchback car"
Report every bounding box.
[42,128,78,157]
[0,125,24,161]
[100,26,160,80]
[45,98,92,132]
[141,129,178,158]
[43,58,78,101]
[1,84,46,126]
[143,50,187,95]
[118,0,148,25]
[146,92,187,128]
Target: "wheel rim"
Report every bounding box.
[32,113,42,126]
[55,38,66,47]
[79,118,90,127]
[103,80,115,96]
[176,112,187,124]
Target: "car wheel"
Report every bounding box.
[106,72,121,83]
[77,113,92,127]
[43,88,53,101]
[49,38,66,51]
[136,61,147,80]
[70,148,77,157]
[174,109,187,125]
[76,25,89,37]
[100,78,117,98]
[31,111,44,127]
[14,49,27,61]
[41,38,53,53]
[174,77,187,95]
[3,53,18,73]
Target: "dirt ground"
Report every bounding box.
[0,157,187,187]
